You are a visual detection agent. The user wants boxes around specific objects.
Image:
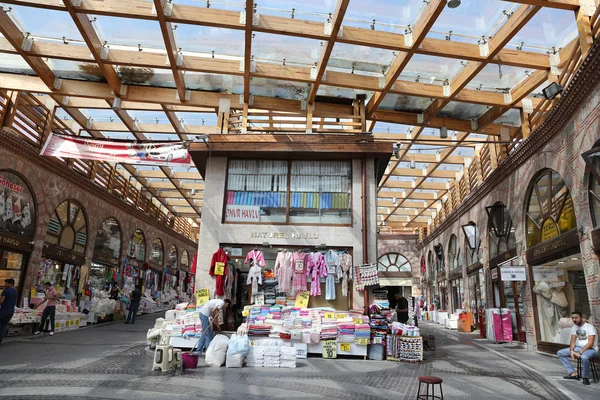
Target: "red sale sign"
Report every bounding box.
[40,133,191,166]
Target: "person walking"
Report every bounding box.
[125,286,142,324]
[33,282,59,336]
[557,311,598,385]
[196,299,230,354]
[395,292,410,324]
[0,278,18,346]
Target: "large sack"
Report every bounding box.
[205,334,229,367]
[226,334,249,368]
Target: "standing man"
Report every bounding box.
[33,282,59,336]
[125,286,142,324]
[196,299,230,354]
[395,292,410,324]
[0,279,18,346]
[557,311,598,385]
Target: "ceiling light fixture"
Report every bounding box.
[542,82,564,100]
[448,0,461,8]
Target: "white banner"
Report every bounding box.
[224,205,261,222]
[500,266,527,281]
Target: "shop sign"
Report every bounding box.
[500,266,527,281]
[250,231,319,240]
[92,253,119,268]
[541,219,560,242]
[0,231,33,252]
[43,244,86,265]
[322,340,337,358]
[195,288,209,306]
[532,266,558,281]
[491,268,498,280]
[148,261,163,271]
[467,262,483,275]
[526,229,579,263]
[225,205,261,222]
[489,248,517,269]
[0,170,36,238]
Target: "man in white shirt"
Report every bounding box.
[557,311,598,385]
[196,299,230,354]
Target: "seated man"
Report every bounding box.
[557,311,598,385]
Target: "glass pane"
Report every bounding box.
[252,33,320,66]
[73,208,86,232]
[536,172,550,216]
[250,77,308,101]
[8,5,85,41]
[55,202,68,226]
[343,0,422,32]
[509,7,578,52]
[59,226,75,249]
[469,64,532,93]
[255,0,334,23]
[94,16,165,49]
[527,187,543,228]
[329,43,395,75]
[184,72,244,93]
[289,161,351,224]
[69,202,79,223]
[0,53,36,76]
[378,262,388,271]
[181,251,189,267]
[128,230,146,262]
[526,218,541,248]
[558,196,576,234]
[76,230,87,248]
[46,59,106,82]
[175,25,245,57]
[117,67,176,88]
[225,160,288,223]
[389,253,398,265]
[379,94,434,112]
[93,218,121,262]
[551,171,568,219]
[151,239,164,265]
[0,251,24,291]
[400,54,465,85]
[168,245,178,269]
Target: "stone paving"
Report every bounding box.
[0,316,598,399]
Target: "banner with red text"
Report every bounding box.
[40,133,190,166]
[225,205,261,222]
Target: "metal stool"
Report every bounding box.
[577,356,599,383]
[417,376,444,400]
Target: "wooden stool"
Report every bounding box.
[577,356,599,383]
[417,376,444,400]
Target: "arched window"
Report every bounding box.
[181,250,190,269]
[486,203,516,259]
[434,244,445,274]
[583,142,600,228]
[448,235,459,271]
[525,169,576,248]
[0,169,36,238]
[167,245,178,269]
[427,250,434,279]
[127,229,146,263]
[461,222,481,265]
[150,239,164,266]
[45,200,87,253]
[377,252,411,272]
[92,217,121,266]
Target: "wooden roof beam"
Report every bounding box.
[243,0,254,103]
[307,0,350,104]
[366,0,447,117]
[503,0,581,11]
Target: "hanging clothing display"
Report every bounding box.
[209,247,228,296]
[247,265,262,294]
[324,250,339,300]
[307,251,326,297]
[274,250,294,293]
[245,249,266,267]
[338,252,353,297]
[354,263,379,292]
[291,251,308,295]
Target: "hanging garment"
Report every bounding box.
[274,250,294,293]
[338,252,353,297]
[245,249,266,267]
[307,252,326,297]
[324,250,339,300]
[209,248,228,296]
[291,251,308,295]
[247,265,262,294]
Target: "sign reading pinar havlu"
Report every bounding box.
[195,288,209,306]
[40,133,190,166]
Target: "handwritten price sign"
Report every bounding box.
[295,291,310,308]
[356,338,369,345]
[324,312,335,319]
[195,288,209,306]
[322,340,337,359]
[339,343,351,352]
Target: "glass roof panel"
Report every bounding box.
[94,16,165,50]
[316,85,372,100]
[250,77,309,100]
[127,111,169,124]
[7,5,85,41]
[255,0,334,23]
[329,43,394,75]
[81,109,119,122]
[509,7,578,52]
[184,72,244,93]
[252,33,320,67]
[342,0,423,33]
[468,64,532,92]
[372,122,413,135]
[145,133,181,141]
[100,131,137,140]
[0,53,35,75]
[175,112,218,126]
[173,0,243,12]
[428,0,514,44]
[47,59,106,82]
[379,94,435,113]
[399,54,466,85]
[117,66,175,88]
[438,101,489,120]
[174,24,245,58]
[494,108,521,127]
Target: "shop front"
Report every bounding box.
[461,222,484,330]
[433,244,447,310]
[125,229,146,295]
[524,169,583,353]
[447,234,463,314]
[40,199,88,299]
[376,252,413,311]
[0,169,36,305]
[180,250,192,296]
[164,245,178,293]
[148,238,164,302]
[91,218,122,296]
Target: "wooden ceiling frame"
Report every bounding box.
[243,0,254,104]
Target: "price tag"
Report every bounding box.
[322,340,337,359]
[30,288,36,299]
[242,309,249,317]
[324,312,335,319]
[295,291,309,308]
[353,318,363,325]
[214,262,225,276]
[335,313,347,320]
[339,342,351,352]
[195,288,209,306]
[266,313,273,319]
[250,341,256,346]
[55,322,60,329]
[356,337,369,345]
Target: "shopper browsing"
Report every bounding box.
[0,278,18,346]
[557,311,598,385]
[395,292,409,324]
[196,299,230,354]
[125,286,142,324]
[33,282,59,336]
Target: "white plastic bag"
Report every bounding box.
[226,352,245,368]
[226,334,249,368]
[205,334,229,367]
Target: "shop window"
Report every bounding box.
[224,159,352,225]
[167,245,178,269]
[448,234,462,271]
[525,169,576,248]
[0,169,36,238]
[434,244,445,274]
[462,222,481,266]
[128,229,146,263]
[150,238,164,266]
[0,250,24,290]
[485,204,516,259]
[181,250,189,268]
[92,218,121,266]
[427,250,435,280]
[583,143,600,228]
[45,200,87,253]
[377,252,411,272]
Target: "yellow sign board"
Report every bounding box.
[324,312,335,319]
[541,219,560,242]
[242,309,249,317]
[353,318,363,325]
[335,313,347,320]
[195,288,210,306]
[214,262,225,276]
[322,340,337,358]
[356,337,369,345]
[339,342,351,352]
[30,288,36,299]
[295,291,309,308]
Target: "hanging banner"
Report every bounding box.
[40,133,190,166]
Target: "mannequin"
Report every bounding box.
[247,260,262,304]
[274,249,294,293]
[245,248,266,267]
